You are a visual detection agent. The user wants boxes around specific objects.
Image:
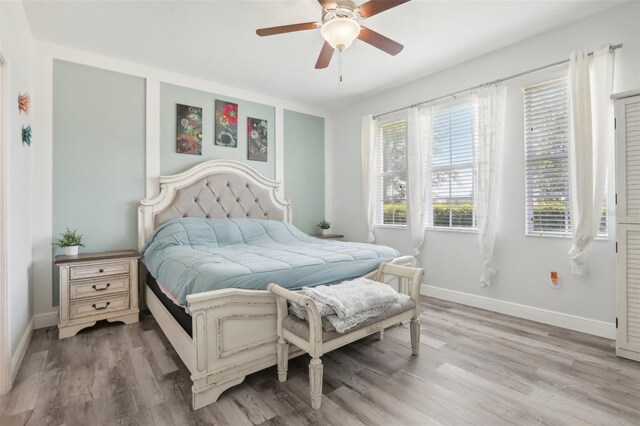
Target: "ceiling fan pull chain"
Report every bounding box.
[338,49,343,91]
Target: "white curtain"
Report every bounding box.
[407,106,432,258]
[361,114,377,243]
[475,86,508,287]
[568,47,614,277]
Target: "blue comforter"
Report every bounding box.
[142,218,399,306]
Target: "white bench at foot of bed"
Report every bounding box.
[144,255,415,410]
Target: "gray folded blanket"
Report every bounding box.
[288,277,400,333]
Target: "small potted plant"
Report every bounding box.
[55,228,85,256]
[317,219,331,236]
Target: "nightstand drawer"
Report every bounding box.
[69,261,130,280]
[69,294,130,320]
[70,276,130,300]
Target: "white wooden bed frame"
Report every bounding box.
[138,159,413,409]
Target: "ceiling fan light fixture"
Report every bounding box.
[320,17,361,51]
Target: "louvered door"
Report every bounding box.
[616,96,640,224]
[616,94,640,362]
[617,225,640,360]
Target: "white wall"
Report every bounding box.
[0,2,34,356]
[329,2,640,325]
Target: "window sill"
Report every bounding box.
[525,232,609,241]
[426,227,478,234]
[374,224,407,230]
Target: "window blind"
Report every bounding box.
[524,76,607,236]
[430,102,476,228]
[524,77,571,234]
[377,119,407,225]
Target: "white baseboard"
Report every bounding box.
[10,317,34,385]
[421,284,616,339]
[34,311,58,329]
[8,311,57,388]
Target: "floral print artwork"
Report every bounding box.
[215,100,238,147]
[247,117,268,162]
[176,104,202,155]
[19,93,30,114]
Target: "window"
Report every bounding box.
[430,101,476,229]
[524,76,607,236]
[376,118,407,225]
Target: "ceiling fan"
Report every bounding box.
[256,0,411,69]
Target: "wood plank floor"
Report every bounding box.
[2,297,640,426]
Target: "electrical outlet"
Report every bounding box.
[550,271,560,289]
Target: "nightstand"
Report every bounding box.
[313,233,345,240]
[55,250,140,339]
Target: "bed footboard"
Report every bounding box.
[186,288,279,409]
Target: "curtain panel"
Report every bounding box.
[475,86,508,287]
[568,46,614,276]
[361,114,377,243]
[407,107,433,258]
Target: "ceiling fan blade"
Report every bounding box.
[318,0,338,9]
[358,26,404,55]
[315,42,334,69]
[256,22,318,37]
[358,0,411,18]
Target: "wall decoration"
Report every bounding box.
[215,100,238,147]
[22,125,32,146]
[247,117,268,162]
[18,93,30,114]
[19,93,32,147]
[176,104,202,155]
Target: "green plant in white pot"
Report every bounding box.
[55,228,85,256]
[317,219,331,236]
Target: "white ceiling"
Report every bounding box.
[23,0,625,110]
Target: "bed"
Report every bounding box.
[138,159,413,409]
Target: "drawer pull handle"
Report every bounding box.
[92,302,111,310]
[99,268,104,273]
[92,283,111,292]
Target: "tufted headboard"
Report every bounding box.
[138,160,291,250]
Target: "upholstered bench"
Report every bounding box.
[268,263,424,409]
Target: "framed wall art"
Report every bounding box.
[247,117,268,162]
[215,100,238,147]
[176,104,203,155]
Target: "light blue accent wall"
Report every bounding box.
[53,60,146,305]
[284,110,325,235]
[160,83,276,178]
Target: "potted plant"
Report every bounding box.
[55,228,85,256]
[317,219,331,236]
